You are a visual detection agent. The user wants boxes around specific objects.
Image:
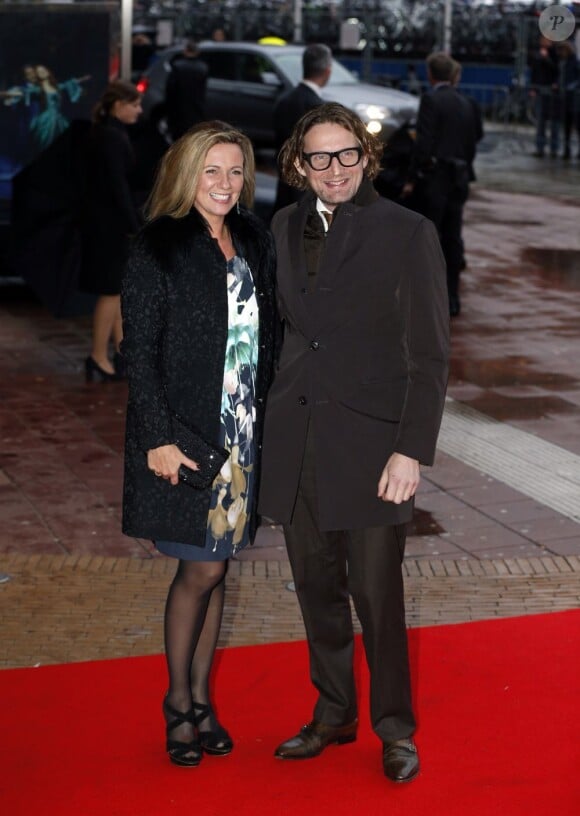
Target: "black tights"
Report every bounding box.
[164,558,227,738]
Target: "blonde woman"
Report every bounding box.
[121,122,279,766]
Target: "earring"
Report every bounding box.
[236,201,240,214]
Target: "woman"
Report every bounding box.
[121,122,278,766]
[81,81,142,381]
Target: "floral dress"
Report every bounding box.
[205,255,260,556]
[156,255,259,561]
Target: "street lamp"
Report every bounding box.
[121,0,133,80]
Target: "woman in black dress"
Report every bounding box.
[121,122,279,766]
[81,81,142,381]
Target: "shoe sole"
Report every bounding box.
[202,746,233,756]
[168,755,202,767]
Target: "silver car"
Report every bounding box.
[138,42,418,146]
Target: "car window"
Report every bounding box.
[272,54,303,85]
[239,54,276,84]
[326,61,358,86]
[202,51,237,81]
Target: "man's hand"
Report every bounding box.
[377,453,420,504]
[147,444,199,486]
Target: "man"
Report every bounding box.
[271,43,332,213]
[402,52,478,317]
[529,37,559,159]
[259,103,449,783]
[164,40,208,141]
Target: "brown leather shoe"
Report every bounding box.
[274,719,357,759]
[383,738,420,783]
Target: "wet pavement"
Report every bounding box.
[1,123,579,668]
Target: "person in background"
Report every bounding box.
[402,52,478,317]
[556,40,579,160]
[529,36,559,158]
[121,122,278,767]
[131,32,156,75]
[259,103,449,783]
[80,81,142,382]
[165,39,208,142]
[272,43,332,213]
[451,58,484,273]
[406,64,422,95]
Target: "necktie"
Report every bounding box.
[322,211,333,231]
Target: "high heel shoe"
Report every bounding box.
[163,698,202,767]
[193,701,233,756]
[84,356,121,383]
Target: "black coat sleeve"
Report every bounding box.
[408,92,437,180]
[393,217,450,465]
[121,233,173,452]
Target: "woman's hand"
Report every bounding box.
[147,444,199,486]
[377,453,420,504]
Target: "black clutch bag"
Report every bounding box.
[171,413,229,490]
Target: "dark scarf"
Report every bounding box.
[303,178,378,291]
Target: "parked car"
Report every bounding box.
[137,42,419,147]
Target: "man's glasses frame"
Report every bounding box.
[301,146,364,171]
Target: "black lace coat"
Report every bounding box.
[121,207,279,547]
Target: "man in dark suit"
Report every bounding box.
[164,40,208,141]
[402,52,478,317]
[529,37,560,159]
[259,103,449,783]
[271,43,332,213]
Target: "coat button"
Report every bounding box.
[309,340,319,350]
[298,396,307,406]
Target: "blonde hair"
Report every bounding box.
[147,121,255,220]
[279,102,382,190]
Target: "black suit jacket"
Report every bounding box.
[273,82,322,152]
[272,83,323,213]
[165,54,208,140]
[259,183,449,530]
[409,84,478,183]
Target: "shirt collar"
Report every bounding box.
[316,198,334,232]
[301,79,323,97]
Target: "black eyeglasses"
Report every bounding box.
[302,146,363,171]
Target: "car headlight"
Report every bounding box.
[355,103,390,121]
[366,121,383,135]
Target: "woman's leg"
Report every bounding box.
[91,294,121,373]
[112,297,123,353]
[164,559,227,748]
[164,560,225,765]
[190,574,226,732]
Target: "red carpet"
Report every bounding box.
[1,611,579,816]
